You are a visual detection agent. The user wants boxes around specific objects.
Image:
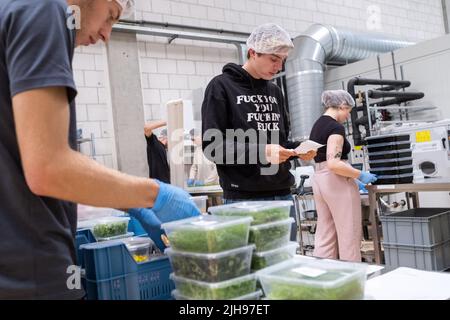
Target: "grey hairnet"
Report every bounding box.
[321,90,355,109]
[246,23,294,55]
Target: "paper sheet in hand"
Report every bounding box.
[295,140,324,154]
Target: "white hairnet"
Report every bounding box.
[246,23,294,55]
[321,90,355,109]
[114,0,135,19]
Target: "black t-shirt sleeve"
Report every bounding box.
[6,0,77,101]
[309,115,350,162]
[329,124,346,138]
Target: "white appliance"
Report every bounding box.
[380,120,450,178]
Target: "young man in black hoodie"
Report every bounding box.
[201,23,315,206]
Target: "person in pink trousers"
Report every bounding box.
[309,90,377,262]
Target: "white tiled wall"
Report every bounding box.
[73,0,446,169]
[73,44,116,169]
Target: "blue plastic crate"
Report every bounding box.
[80,240,174,300]
[75,228,97,267]
[75,214,147,266]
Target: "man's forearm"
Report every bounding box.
[35,148,159,209]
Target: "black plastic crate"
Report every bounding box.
[373,174,414,185]
[367,142,411,153]
[368,149,412,161]
[366,134,410,145]
[370,165,414,176]
[369,157,413,169]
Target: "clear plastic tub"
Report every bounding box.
[190,196,208,213]
[257,257,367,300]
[165,245,255,282]
[170,273,257,300]
[121,237,155,263]
[95,232,134,242]
[90,216,130,239]
[77,205,124,222]
[77,218,99,230]
[209,201,292,225]
[249,218,294,252]
[161,215,252,253]
[172,289,263,300]
[251,242,298,271]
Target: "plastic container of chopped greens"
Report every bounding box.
[95,232,134,242]
[121,237,155,263]
[249,218,294,252]
[190,196,208,213]
[170,273,257,300]
[251,241,298,271]
[161,215,252,253]
[257,257,367,300]
[208,201,292,225]
[165,244,255,282]
[90,216,130,240]
[171,289,263,300]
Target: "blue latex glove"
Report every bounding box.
[194,180,204,187]
[187,179,195,187]
[359,171,378,184]
[128,180,201,251]
[356,180,368,193]
[128,208,166,251]
[152,180,201,222]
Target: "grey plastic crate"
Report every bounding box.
[379,208,450,246]
[383,240,450,271]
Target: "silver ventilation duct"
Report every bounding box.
[285,24,414,140]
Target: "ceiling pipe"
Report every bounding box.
[113,20,249,63]
[285,24,415,140]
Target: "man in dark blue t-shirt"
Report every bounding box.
[0,0,200,299]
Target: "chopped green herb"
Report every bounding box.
[176,277,256,299]
[169,223,249,253]
[169,249,252,282]
[251,251,293,271]
[249,222,291,251]
[93,221,128,238]
[214,207,290,225]
[265,270,364,300]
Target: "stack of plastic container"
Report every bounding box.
[257,256,367,300]
[209,201,297,273]
[379,208,450,271]
[366,134,414,184]
[161,215,262,300]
